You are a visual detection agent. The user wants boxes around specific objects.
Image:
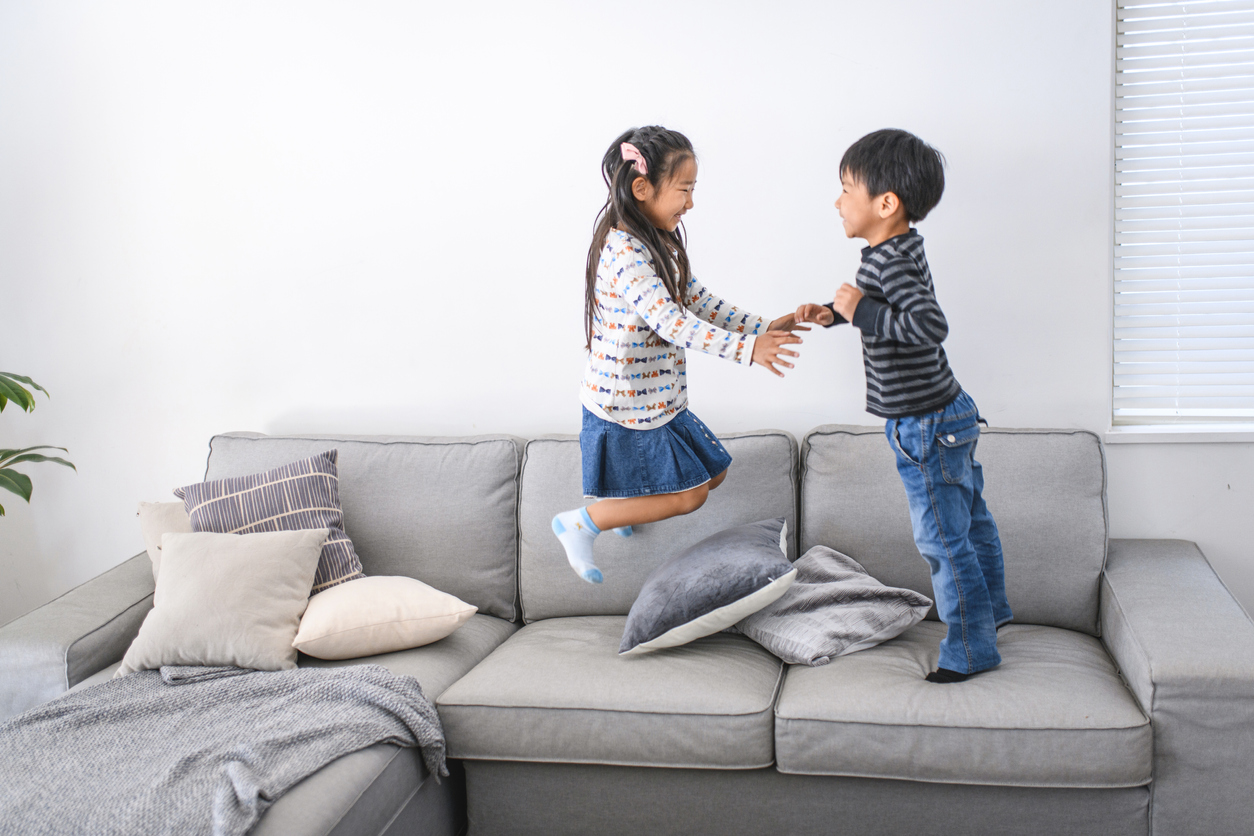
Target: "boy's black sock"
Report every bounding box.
[926,667,973,684]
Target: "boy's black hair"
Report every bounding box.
[840,129,945,223]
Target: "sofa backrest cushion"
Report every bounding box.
[518,430,797,623]
[800,426,1107,636]
[204,433,521,621]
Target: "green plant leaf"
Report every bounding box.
[0,468,33,503]
[1,453,75,471]
[0,376,34,413]
[0,446,71,467]
[0,372,48,397]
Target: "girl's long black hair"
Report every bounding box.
[584,126,695,350]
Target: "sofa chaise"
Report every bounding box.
[2,425,1252,836]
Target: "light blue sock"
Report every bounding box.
[552,507,603,584]
[612,525,633,538]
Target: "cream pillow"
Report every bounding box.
[116,529,328,676]
[137,501,193,582]
[293,575,477,660]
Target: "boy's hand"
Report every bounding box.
[766,313,811,333]
[833,283,863,321]
[751,332,803,377]
[794,303,835,327]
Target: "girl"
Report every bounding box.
[552,125,807,583]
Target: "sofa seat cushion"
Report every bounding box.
[437,616,784,769]
[775,623,1151,788]
[66,614,515,836]
[254,614,516,835]
[298,613,517,700]
[70,615,518,703]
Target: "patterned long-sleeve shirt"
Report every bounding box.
[824,230,961,418]
[581,228,766,429]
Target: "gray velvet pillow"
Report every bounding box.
[733,545,933,666]
[619,518,797,655]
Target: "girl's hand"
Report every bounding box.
[833,283,863,321]
[767,313,811,333]
[794,303,835,326]
[751,332,803,377]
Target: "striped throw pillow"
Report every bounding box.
[732,546,932,666]
[174,450,365,593]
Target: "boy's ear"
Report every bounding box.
[631,176,654,203]
[877,191,903,219]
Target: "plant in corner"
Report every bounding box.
[0,371,75,516]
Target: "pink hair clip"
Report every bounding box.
[620,142,648,176]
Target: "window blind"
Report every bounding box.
[1115,0,1254,424]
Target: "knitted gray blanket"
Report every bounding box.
[0,664,447,836]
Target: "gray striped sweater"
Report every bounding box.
[825,231,962,418]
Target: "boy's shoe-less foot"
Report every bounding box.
[552,507,604,584]
[926,666,993,684]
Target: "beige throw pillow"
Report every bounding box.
[116,529,328,676]
[293,576,477,660]
[137,501,193,582]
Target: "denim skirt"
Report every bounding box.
[581,407,733,499]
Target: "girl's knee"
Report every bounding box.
[673,484,710,515]
[709,468,729,491]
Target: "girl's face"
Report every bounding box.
[634,156,696,232]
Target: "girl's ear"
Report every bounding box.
[877,191,902,219]
[631,176,654,203]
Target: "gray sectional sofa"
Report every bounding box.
[2,425,1253,836]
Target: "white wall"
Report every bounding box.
[1,0,1250,625]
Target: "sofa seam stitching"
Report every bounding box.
[772,714,1151,731]
[450,752,775,770]
[63,590,154,689]
[771,763,1152,789]
[212,433,521,449]
[439,699,781,720]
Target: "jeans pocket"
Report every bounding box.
[937,423,980,485]
[889,421,922,467]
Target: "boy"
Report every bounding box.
[797,129,1012,683]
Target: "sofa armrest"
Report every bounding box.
[0,553,154,720]
[1101,539,1254,836]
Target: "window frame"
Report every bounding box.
[1107,0,1254,444]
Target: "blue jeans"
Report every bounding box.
[885,391,1011,674]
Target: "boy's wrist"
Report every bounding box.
[851,296,882,331]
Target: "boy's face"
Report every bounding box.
[834,172,879,240]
